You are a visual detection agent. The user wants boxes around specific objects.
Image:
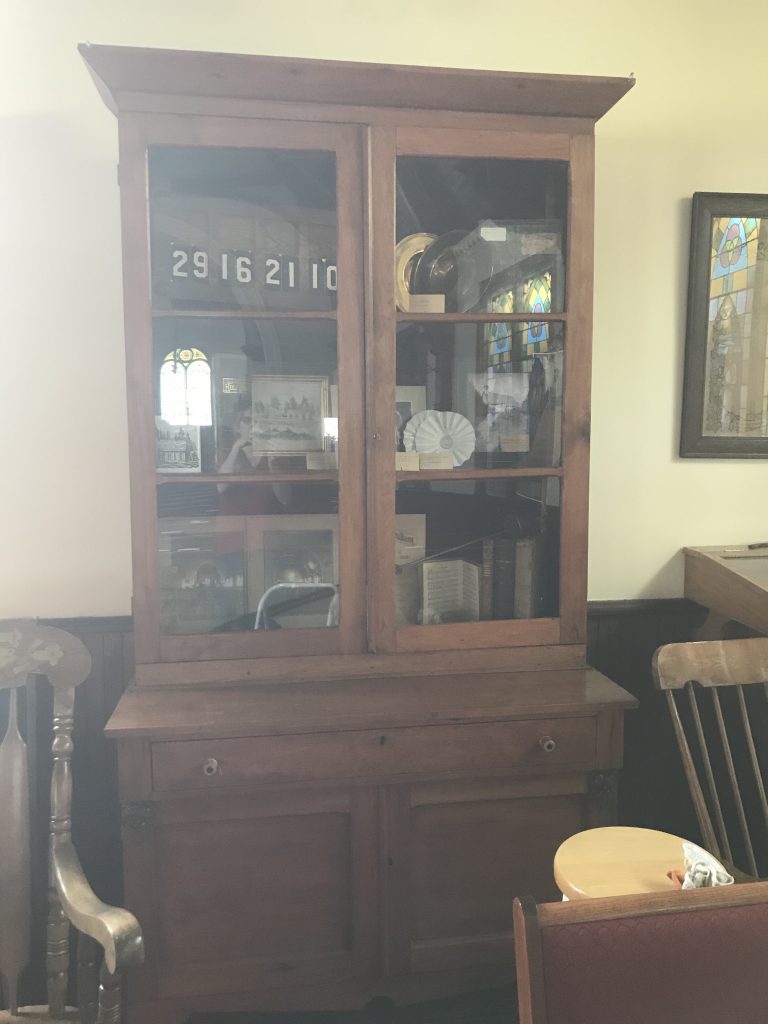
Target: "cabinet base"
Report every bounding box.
[126,965,515,1024]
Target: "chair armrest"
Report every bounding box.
[52,839,144,975]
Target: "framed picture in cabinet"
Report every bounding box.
[250,375,329,456]
[681,193,768,457]
[246,514,339,630]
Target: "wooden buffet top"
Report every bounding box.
[106,668,637,740]
[684,544,768,635]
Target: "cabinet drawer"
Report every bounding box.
[151,716,598,791]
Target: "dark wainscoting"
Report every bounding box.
[18,602,708,1005]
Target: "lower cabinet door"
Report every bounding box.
[382,775,589,976]
[126,785,379,1001]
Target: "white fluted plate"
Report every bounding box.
[413,411,476,467]
[402,410,432,452]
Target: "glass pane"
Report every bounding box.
[702,216,768,437]
[396,322,563,470]
[395,478,559,625]
[149,147,337,312]
[157,483,339,634]
[153,319,339,476]
[396,157,566,314]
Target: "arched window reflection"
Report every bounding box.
[160,347,212,425]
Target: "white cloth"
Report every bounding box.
[681,841,734,888]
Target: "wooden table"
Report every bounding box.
[685,545,768,637]
[554,826,688,899]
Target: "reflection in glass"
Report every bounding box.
[157,483,340,634]
[396,322,563,469]
[153,319,339,475]
[394,478,559,625]
[149,147,337,312]
[396,157,567,314]
[703,216,768,437]
[159,348,212,426]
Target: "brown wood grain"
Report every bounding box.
[80,44,634,121]
[684,546,768,635]
[558,132,595,646]
[117,114,162,665]
[365,125,398,654]
[107,668,635,740]
[134,642,589,685]
[75,46,639,1017]
[149,716,599,792]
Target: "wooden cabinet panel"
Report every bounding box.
[151,716,598,791]
[130,787,378,1000]
[383,776,588,976]
[82,45,636,1019]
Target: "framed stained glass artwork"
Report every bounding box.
[681,193,768,456]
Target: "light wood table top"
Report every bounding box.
[554,826,688,899]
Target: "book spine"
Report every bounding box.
[492,538,517,620]
[513,538,538,618]
[480,538,494,620]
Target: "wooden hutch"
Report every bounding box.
[80,45,636,1023]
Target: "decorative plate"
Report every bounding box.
[413,411,476,467]
[413,229,495,313]
[402,410,432,452]
[395,233,437,312]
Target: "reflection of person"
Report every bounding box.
[216,405,287,516]
[218,408,259,475]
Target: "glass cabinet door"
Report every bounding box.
[369,127,581,651]
[126,119,365,661]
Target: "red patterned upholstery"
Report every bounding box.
[540,901,768,1024]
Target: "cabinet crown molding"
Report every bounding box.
[79,43,634,121]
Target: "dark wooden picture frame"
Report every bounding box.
[680,192,768,457]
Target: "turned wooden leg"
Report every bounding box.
[78,932,101,1024]
[97,960,122,1024]
[46,885,69,1016]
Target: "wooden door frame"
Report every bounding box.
[365,123,594,655]
[117,112,367,664]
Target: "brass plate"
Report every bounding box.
[395,233,437,312]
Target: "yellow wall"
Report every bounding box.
[2,0,767,616]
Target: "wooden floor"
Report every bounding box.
[190,987,517,1024]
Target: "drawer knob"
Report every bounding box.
[202,757,220,777]
[538,736,557,754]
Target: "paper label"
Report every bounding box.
[500,434,530,453]
[395,452,421,471]
[408,294,445,314]
[306,452,338,470]
[480,224,508,242]
[419,452,454,470]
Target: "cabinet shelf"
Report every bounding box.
[396,312,567,324]
[395,467,562,482]
[152,309,337,321]
[156,471,338,485]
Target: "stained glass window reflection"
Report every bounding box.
[523,273,551,350]
[160,347,212,426]
[703,217,768,437]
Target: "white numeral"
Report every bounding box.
[311,260,320,290]
[265,257,280,287]
[236,255,253,284]
[192,250,208,278]
[171,249,189,278]
[285,258,296,289]
[220,252,229,281]
[326,264,338,292]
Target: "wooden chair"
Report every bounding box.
[0,621,143,1023]
[514,882,768,1024]
[652,636,768,879]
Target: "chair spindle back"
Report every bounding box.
[653,637,768,879]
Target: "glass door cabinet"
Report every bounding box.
[82,45,635,1024]
[114,108,602,674]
